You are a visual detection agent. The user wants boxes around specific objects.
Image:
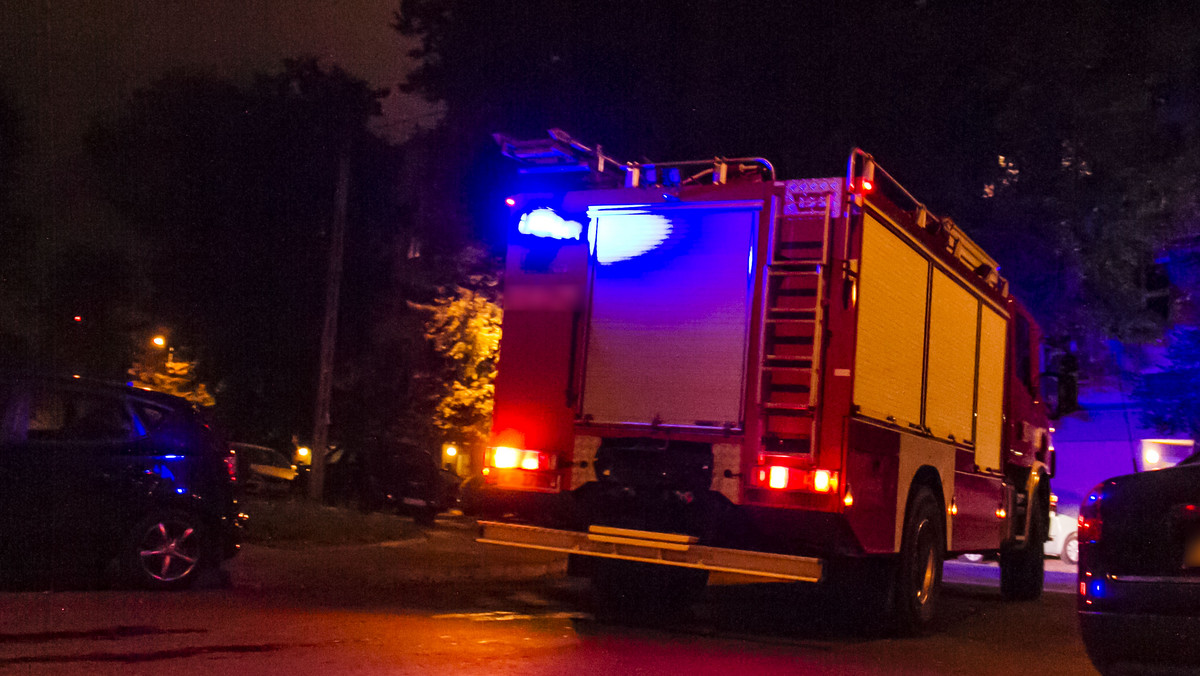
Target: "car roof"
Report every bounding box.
[0,373,192,409]
[230,442,285,454]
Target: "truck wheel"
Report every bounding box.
[591,559,707,620]
[892,486,944,634]
[1000,490,1047,600]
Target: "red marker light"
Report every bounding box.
[505,197,517,207]
[73,315,83,322]
[861,179,874,192]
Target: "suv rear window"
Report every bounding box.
[27,388,135,442]
[131,402,171,432]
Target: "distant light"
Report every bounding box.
[1144,447,1161,466]
[152,336,166,347]
[73,315,82,322]
[297,446,310,457]
[445,446,458,457]
[518,208,583,240]
[505,197,517,207]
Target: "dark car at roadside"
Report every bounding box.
[1078,453,1200,674]
[354,441,461,525]
[0,375,243,589]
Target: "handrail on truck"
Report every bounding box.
[847,148,1009,296]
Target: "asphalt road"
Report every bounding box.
[0,524,1096,675]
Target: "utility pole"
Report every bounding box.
[309,141,350,501]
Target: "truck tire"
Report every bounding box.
[1000,491,1046,601]
[892,486,944,634]
[591,559,708,620]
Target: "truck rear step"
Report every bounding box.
[478,521,824,583]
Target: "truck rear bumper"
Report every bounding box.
[478,521,824,582]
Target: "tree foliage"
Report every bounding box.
[128,346,216,408]
[409,251,501,454]
[973,3,1200,364]
[86,59,399,441]
[1133,328,1200,442]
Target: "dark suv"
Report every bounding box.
[0,375,243,589]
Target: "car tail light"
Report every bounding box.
[486,446,556,471]
[224,453,238,482]
[1079,487,1103,543]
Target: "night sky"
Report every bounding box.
[0,0,437,243]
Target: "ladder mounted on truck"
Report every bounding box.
[756,179,840,459]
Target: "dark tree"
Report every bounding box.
[972,2,1200,367]
[0,87,37,365]
[86,59,406,443]
[1133,328,1200,442]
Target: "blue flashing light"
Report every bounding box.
[175,487,187,494]
[1090,580,1105,598]
[162,454,182,460]
[1087,492,1100,503]
[587,212,673,264]
[151,463,177,481]
[518,208,583,240]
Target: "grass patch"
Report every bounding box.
[240,497,420,547]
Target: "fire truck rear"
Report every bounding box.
[474,130,1053,631]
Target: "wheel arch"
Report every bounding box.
[904,465,948,551]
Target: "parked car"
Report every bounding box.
[356,441,462,525]
[230,442,297,495]
[1045,495,1079,565]
[0,375,243,589]
[1078,451,1200,674]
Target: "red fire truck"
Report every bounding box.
[475,130,1053,631]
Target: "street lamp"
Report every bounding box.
[152,335,166,348]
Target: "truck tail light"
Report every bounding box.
[223,453,238,482]
[1079,488,1103,543]
[758,466,838,493]
[487,446,557,471]
[768,466,788,489]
